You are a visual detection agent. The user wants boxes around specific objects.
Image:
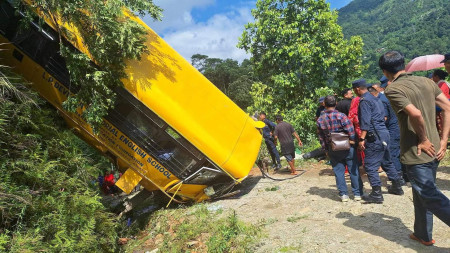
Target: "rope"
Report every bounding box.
[255,159,306,181]
[166,182,183,208]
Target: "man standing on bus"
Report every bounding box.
[274,115,303,175]
[259,112,282,170]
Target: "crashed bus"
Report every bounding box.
[0,0,263,203]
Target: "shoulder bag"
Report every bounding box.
[324,113,350,151]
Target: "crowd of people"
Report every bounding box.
[260,51,450,246]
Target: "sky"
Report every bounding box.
[143,0,352,63]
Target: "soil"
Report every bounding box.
[211,160,450,252]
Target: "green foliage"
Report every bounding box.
[265,186,280,192]
[248,83,328,150]
[338,0,450,80]
[279,87,333,150]
[16,0,162,131]
[191,54,255,110]
[247,81,277,116]
[239,0,365,110]
[278,245,303,252]
[0,67,117,252]
[239,0,364,148]
[125,204,263,252]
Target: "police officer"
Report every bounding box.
[352,79,404,203]
[259,112,282,170]
[371,80,404,185]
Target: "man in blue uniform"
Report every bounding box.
[370,82,403,184]
[352,79,404,203]
[259,112,281,170]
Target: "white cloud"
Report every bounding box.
[143,0,214,34]
[142,0,254,62]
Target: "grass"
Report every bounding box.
[123,204,263,252]
[278,245,302,252]
[286,215,308,223]
[257,218,278,226]
[265,186,280,191]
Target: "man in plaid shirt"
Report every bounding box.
[317,95,363,202]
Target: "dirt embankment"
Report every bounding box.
[212,161,450,252]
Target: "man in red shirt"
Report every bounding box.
[442,53,450,74]
[103,170,115,194]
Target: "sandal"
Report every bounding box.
[409,233,435,246]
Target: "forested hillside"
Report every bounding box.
[338,0,450,80]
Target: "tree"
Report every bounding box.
[338,0,450,80]
[191,55,255,110]
[18,0,162,130]
[239,0,365,110]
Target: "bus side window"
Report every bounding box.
[106,88,204,179]
[45,52,71,89]
[0,1,15,34]
[13,27,50,62]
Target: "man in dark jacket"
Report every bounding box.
[336,88,353,116]
[369,83,403,184]
[259,112,281,170]
[353,78,404,203]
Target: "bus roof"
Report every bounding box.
[121,20,262,178]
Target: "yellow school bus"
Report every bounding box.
[0,0,263,203]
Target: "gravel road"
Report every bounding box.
[212,160,450,252]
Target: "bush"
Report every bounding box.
[124,205,263,252]
[283,87,334,151]
[0,68,118,252]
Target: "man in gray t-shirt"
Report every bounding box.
[274,115,302,175]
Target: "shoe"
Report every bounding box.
[275,164,282,170]
[362,186,384,203]
[409,233,435,246]
[340,195,349,202]
[388,179,404,195]
[354,195,362,201]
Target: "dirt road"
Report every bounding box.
[212,161,450,252]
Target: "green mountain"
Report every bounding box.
[337,0,450,81]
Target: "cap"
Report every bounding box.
[440,53,450,63]
[351,79,368,88]
[379,76,388,88]
[318,97,325,103]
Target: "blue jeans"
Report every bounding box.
[328,146,363,197]
[364,130,399,186]
[265,137,281,165]
[388,134,401,175]
[405,159,450,241]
